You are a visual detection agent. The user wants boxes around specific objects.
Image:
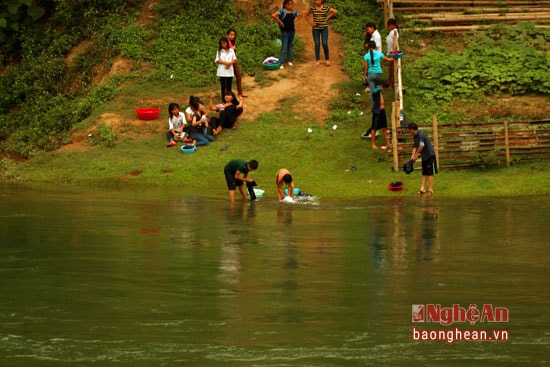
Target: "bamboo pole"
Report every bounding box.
[393,6,550,12]
[383,0,393,25]
[392,32,398,90]
[408,14,550,24]
[392,101,399,172]
[403,11,550,18]
[504,121,510,167]
[377,0,550,4]
[432,115,440,171]
[404,24,550,32]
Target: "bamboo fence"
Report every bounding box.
[380,0,550,31]
[390,118,550,170]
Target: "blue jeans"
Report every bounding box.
[367,72,383,104]
[190,133,214,146]
[367,72,383,92]
[312,28,329,61]
[279,31,295,64]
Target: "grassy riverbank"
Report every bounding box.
[1,0,548,198]
[2,104,549,198]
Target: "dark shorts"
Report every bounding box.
[421,155,437,176]
[373,111,387,130]
[224,169,244,190]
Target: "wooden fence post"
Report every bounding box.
[384,0,394,25]
[504,121,510,167]
[392,101,399,171]
[432,115,440,171]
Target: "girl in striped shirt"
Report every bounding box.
[305,0,337,66]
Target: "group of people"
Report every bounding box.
[361,19,399,150]
[166,91,244,148]
[272,0,338,69]
[223,160,295,203]
[360,18,436,194]
[169,3,436,197]
[215,29,247,101]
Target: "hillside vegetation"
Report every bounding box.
[0,0,549,159]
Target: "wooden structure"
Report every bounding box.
[381,0,549,170]
[379,0,550,32]
[391,119,550,170]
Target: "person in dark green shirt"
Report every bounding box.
[224,159,259,201]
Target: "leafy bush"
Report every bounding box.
[0,1,137,155]
[149,0,281,86]
[407,23,550,101]
[108,24,151,60]
[90,123,117,147]
[0,0,548,157]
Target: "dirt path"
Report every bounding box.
[59,0,349,152]
[240,0,348,125]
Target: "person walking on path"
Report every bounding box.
[408,122,437,195]
[363,84,391,150]
[224,159,259,202]
[272,0,303,70]
[363,40,393,104]
[305,0,337,67]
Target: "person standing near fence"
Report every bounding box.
[365,22,382,52]
[385,18,399,89]
[408,122,437,195]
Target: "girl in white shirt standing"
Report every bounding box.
[215,37,237,102]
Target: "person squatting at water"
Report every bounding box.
[276,168,295,200]
[224,159,259,202]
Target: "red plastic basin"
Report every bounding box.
[388,182,403,191]
[136,108,160,120]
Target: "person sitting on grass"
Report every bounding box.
[188,105,214,147]
[276,168,295,200]
[224,159,259,202]
[166,102,187,147]
[209,91,244,135]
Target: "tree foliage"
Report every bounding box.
[0,0,548,158]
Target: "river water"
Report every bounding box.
[0,184,548,366]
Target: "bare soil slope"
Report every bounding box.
[238,0,348,124]
[59,0,348,151]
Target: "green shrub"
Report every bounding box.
[407,23,550,101]
[108,24,151,60]
[93,123,117,147]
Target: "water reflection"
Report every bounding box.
[0,184,548,366]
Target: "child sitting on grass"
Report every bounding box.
[166,103,187,147]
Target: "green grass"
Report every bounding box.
[1,0,548,198]
[2,97,549,198]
